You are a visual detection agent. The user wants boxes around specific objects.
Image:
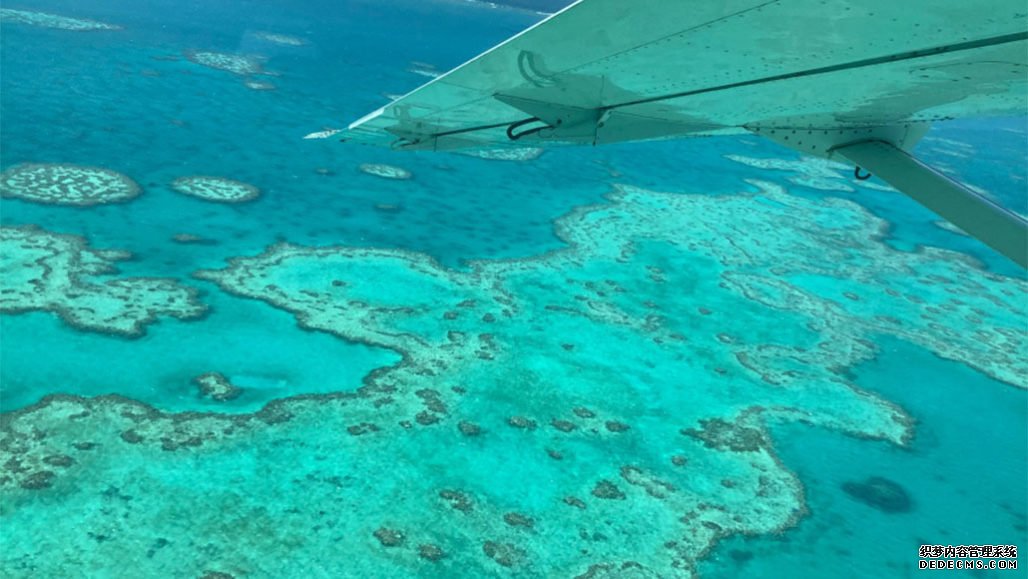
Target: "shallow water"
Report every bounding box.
[1,0,1025,577]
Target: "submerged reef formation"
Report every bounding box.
[922,136,976,159]
[0,163,140,206]
[841,476,914,514]
[253,31,307,46]
[2,180,1024,577]
[373,203,403,214]
[0,226,206,337]
[170,176,260,203]
[243,80,275,91]
[0,8,121,31]
[358,163,412,180]
[193,373,243,402]
[303,128,343,140]
[407,61,441,78]
[460,147,545,162]
[171,233,217,245]
[183,51,264,76]
[724,154,855,192]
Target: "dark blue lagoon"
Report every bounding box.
[1,1,1025,577]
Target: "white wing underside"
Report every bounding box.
[344,0,1027,152]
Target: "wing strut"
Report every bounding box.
[834,140,1028,269]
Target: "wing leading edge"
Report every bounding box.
[340,0,1028,268]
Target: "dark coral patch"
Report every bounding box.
[19,470,55,490]
[120,430,144,444]
[458,421,482,436]
[729,549,754,563]
[439,489,474,513]
[605,421,630,433]
[572,407,595,419]
[346,423,380,436]
[194,372,243,402]
[551,419,576,432]
[681,418,767,452]
[564,496,586,509]
[507,416,537,430]
[418,543,446,561]
[42,454,74,467]
[620,466,676,498]
[415,389,447,414]
[415,411,440,426]
[503,512,535,529]
[373,527,406,547]
[841,476,913,514]
[591,480,626,500]
[482,541,525,567]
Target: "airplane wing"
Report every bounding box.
[340,0,1028,268]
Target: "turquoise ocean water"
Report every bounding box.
[1,1,1025,577]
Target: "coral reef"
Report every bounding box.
[170,176,260,203]
[372,527,405,547]
[591,480,626,500]
[0,226,206,337]
[418,543,446,561]
[171,233,217,245]
[373,203,403,214]
[482,541,525,568]
[922,136,975,159]
[193,373,242,402]
[183,51,264,75]
[303,129,343,140]
[681,418,768,453]
[253,31,307,46]
[243,80,275,91]
[725,154,855,192]
[0,8,120,31]
[407,61,440,78]
[0,163,140,206]
[460,147,545,162]
[358,163,412,180]
[3,179,1024,577]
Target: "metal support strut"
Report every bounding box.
[835,140,1028,269]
